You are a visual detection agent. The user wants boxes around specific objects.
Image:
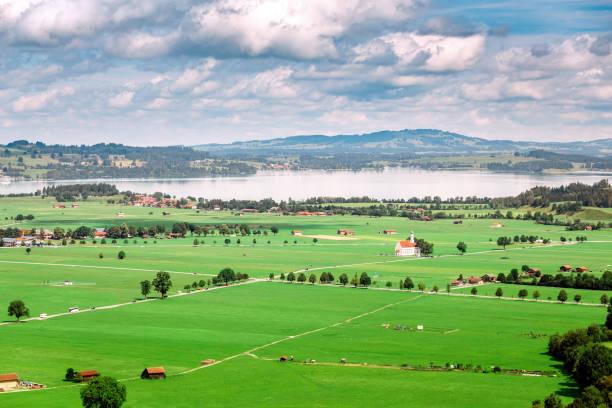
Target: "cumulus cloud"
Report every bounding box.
[108,91,134,107]
[170,59,216,93]
[356,32,486,72]
[12,86,74,112]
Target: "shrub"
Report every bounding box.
[117,250,126,260]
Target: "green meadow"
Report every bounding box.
[1,197,611,407]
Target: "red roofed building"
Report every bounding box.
[0,373,19,390]
[394,232,420,256]
[78,370,100,382]
[141,367,166,379]
[382,230,397,234]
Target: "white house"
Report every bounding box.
[394,232,420,256]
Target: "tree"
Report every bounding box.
[573,344,612,387]
[415,238,434,256]
[80,376,127,408]
[193,239,199,246]
[471,287,477,295]
[224,238,230,245]
[297,273,306,283]
[308,274,316,284]
[152,271,172,298]
[497,236,511,250]
[359,272,371,287]
[432,285,439,293]
[533,291,541,301]
[600,294,609,305]
[350,274,359,287]
[495,288,503,298]
[184,284,191,292]
[8,300,29,322]
[496,272,506,283]
[198,279,206,287]
[319,271,329,283]
[279,273,285,280]
[218,268,236,284]
[385,281,392,288]
[287,272,295,283]
[417,282,425,292]
[557,290,568,303]
[403,277,414,291]
[339,273,348,286]
[543,393,563,408]
[270,226,279,235]
[313,238,318,244]
[508,268,519,282]
[456,241,467,254]
[117,250,125,260]
[65,368,76,381]
[140,280,151,299]
[606,312,612,330]
[574,294,582,303]
[269,273,275,280]
[518,289,528,300]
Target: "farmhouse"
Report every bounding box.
[291,230,302,236]
[560,265,572,272]
[337,229,355,236]
[52,204,65,209]
[0,373,19,390]
[481,273,497,282]
[78,370,99,382]
[527,268,541,276]
[451,280,462,286]
[575,266,588,273]
[491,222,503,228]
[141,367,166,379]
[94,228,106,237]
[394,232,420,257]
[468,277,483,285]
[382,229,397,234]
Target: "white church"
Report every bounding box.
[395,231,420,256]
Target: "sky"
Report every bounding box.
[0,0,611,146]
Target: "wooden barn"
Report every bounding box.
[141,367,166,379]
[78,370,99,382]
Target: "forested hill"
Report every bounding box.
[195,129,612,156]
[0,141,257,180]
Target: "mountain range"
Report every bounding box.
[195,129,612,156]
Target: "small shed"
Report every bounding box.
[0,373,19,390]
[78,370,99,382]
[560,265,572,272]
[141,367,166,379]
[279,356,287,362]
[200,359,215,366]
[382,230,397,234]
[575,266,587,273]
[291,230,302,236]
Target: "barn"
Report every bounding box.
[141,367,166,379]
[78,370,99,382]
[0,373,19,390]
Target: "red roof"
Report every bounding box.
[0,373,19,382]
[398,240,417,248]
[79,370,99,377]
[145,367,165,374]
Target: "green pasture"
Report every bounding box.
[2,284,602,407]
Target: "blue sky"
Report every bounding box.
[0,0,610,145]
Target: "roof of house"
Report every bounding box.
[383,229,396,232]
[0,373,19,382]
[468,277,482,283]
[398,240,417,248]
[79,370,99,377]
[145,367,165,374]
[483,273,496,278]
[292,230,302,233]
[529,267,540,272]
[561,265,572,269]
[576,266,587,270]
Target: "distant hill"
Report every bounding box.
[195,129,612,156]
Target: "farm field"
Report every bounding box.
[1,196,611,407]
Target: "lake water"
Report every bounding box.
[0,169,609,201]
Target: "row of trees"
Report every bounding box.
[507,271,612,292]
[533,318,612,407]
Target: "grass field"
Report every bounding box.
[1,197,611,407]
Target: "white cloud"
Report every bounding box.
[145,98,171,109]
[170,59,216,93]
[107,91,134,107]
[359,32,486,72]
[12,86,74,112]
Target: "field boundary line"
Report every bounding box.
[0,279,262,327]
[0,260,216,276]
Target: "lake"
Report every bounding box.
[0,169,609,201]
